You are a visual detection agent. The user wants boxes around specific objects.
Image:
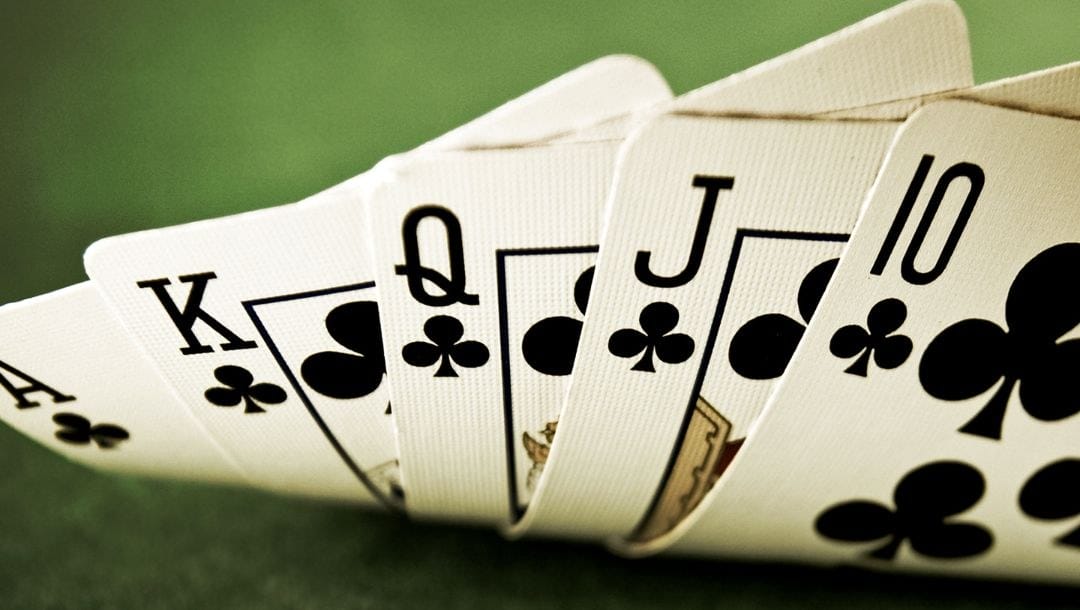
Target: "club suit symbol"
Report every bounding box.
[815,460,993,561]
[729,258,838,380]
[204,365,287,414]
[608,302,695,373]
[1019,458,1080,550]
[829,298,912,377]
[919,242,1080,440]
[302,301,386,399]
[53,413,129,449]
[521,266,594,376]
[403,315,490,377]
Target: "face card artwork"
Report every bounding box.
[0,283,248,484]
[630,236,848,540]
[634,396,732,541]
[662,102,1080,584]
[498,247,596,514]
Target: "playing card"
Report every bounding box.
[367,144,635,523]
[0,283,249,484]
[622,63,1080,541]
[83,55,672,509]
[367,0,973,526]
[644,70,1080,584]
[514,0,975,540]
[85,196,399,505]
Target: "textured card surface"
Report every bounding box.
[359,57,670,524]
[366,139,647,523]
[656,101,1080,584]
[619,60,1080,558]
[84,55,671,510]
[515,0,973,540]
[0,283,248,484]
[86,195,400,505]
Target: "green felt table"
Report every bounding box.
[1,1,1077,607]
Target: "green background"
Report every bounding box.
[1,1,1077,607]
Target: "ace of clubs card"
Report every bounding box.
[0,283,249,485]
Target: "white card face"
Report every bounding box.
[85,197,397,506]
[83,57,671,510]
[660,102,1080,584]
[515,0,974,540]
[668,0,971,115]
[822,60,1080,122]
[366,142,624,523]
[0,283,248,484]
[523,119,902,539]
[242,280,404,502]
[501,249,597,512]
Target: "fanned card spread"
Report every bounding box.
[2,0,1078,585]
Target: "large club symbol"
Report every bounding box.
[815,460,993,561]
[1019,458,1080,550]
[729,258,838,380]
[608,302,695,373]
[919,243,1080,440]
[521,266,593,376]
[302,301,386,399]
